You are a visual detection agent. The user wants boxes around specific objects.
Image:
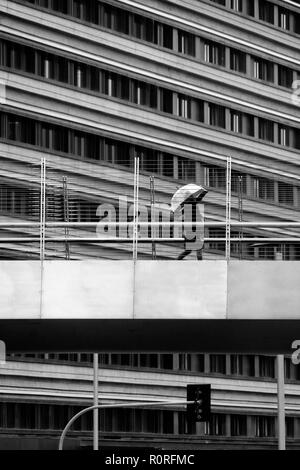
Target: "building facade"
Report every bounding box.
[0,0,300,449]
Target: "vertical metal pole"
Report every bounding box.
[93,353,99,450]
[133,156,140,262]
[39,158,46,318]
[150,176,156,260]
[132,155,139,319]
[277,354,286,450]
[40,158,46,262]
[238,176,243,260]
[63,176,70,260]
[225,156,231,261]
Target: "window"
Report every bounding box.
[177,95,191,119]
[231,355,244,375]
[52,127,69,153]
[230,49,246,73]
[210,354,226,374]
[230,111,243,133]
[259,356,275,378]
[138,147,160,174]
[255,416,275,437]
[286,417,294,438]
[6,114,36,145]
[132,81,157,109]
[253,57,274,82]
[231,355,255,376]
[208,103,226,128]
[279,8,290,30]
[206,414,226,436]
[278,65,293,88]
[114,141,131,167]
[259,1,274,25]
[231,171,247,194]
[210,0,226,5]
[178,157,196,181]
[162,153,174,177]
[132,15,156,43]
[230,0,243,12]
[204,40,225,66]
[140,354,158,368]
[19,403,37,429]
[253,177,274,201]
[178,30,195,56]
[204,166,226,189]
[160,89,173,114]
[258,118,274,142]
[278,182,294,206]
[278,126,290,147]
[52,0,68,15]
[231,415,247,436]
[160,354,173,369]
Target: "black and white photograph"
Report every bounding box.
[0,0,300,456]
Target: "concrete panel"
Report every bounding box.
[228,261,300,319]
[0,261,40,319]
[42,261,133,319]
[134,261,227,319]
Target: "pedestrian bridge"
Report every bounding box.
[0,260,300,353]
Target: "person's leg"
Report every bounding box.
[196,250,203,260]
[177,250,192,260]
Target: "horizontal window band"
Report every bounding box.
[1,99,300,183]
[0,28,299,125]
[3,1,300,67]
[114,0,300,65]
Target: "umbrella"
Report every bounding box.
[171,184,208,212]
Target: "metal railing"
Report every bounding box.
[0,156,299,261]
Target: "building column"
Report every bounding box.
[246,54,252,77]
[191,100,201,122]
[195,37,201,60]
[174,411,179,435]
[173,92,178,116]
[273,63,279,86]
[226,354,231,375]
[173,156,179,180]
[274,5,279,28]
[253,0,259,20]
[247,415,256,437]
[254,355,260,378]
[246,174,252,198]
[273,122,279,145]
[293,186,299,208]
[204,354,210,373]
[253,117,259,139]
[203,102,210,125]
[225,108,231,132]
[173,353,180,370]
[274,181,279,204]
[290,14,295,35]
[196,161,205,185]
[293,69,299,82]
[157,88,162,112]
[196,421,206,436]
[294,418,300,438]
[225,414,231,437]
[173,28,179,53]
[225,46,231,70]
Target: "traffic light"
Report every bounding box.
[186,384,211,423]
